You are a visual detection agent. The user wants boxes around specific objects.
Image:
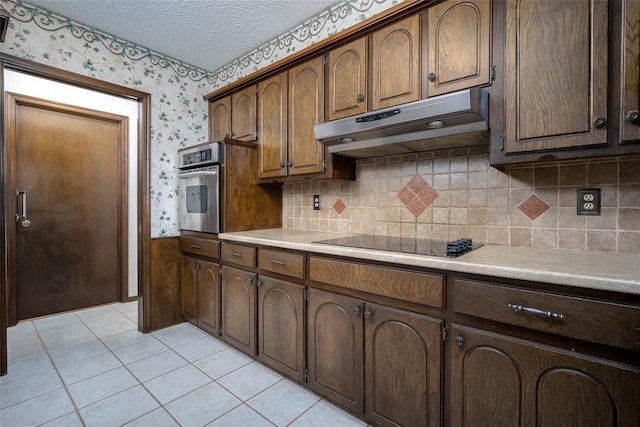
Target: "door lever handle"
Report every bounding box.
[15,189,27,221]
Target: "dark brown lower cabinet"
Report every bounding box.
[307,288,364,414]
[365,303,443,427]
[450,324,640,427]
[197,260,220,336]
[180,256,220,335]
[221,265,257,357]
[179,256,198,324]
[257,276,305,381]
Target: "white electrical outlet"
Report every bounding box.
[577,188,600,215]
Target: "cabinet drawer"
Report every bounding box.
[309,257,444,308]
[221,242,256,268]
[179,237,220,259]
[258,248,305,279]
[454,278,640,352]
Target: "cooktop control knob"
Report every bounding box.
[446,238,473,257]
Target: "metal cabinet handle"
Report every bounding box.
[593,117,606,128]
[287,161,293,167]
[191,244,202,249]
[15,189,27,221]
[427,72,436,81]
[279,162,285,168]
[356,93,365,102]
[354,306,362,316]
[508,303,565,320]
[270,259,287,266]
[256,280,262,287]
[455,335,465,347]
[231,251,243,258]
[625,110,639,123]
[364,310,372,320]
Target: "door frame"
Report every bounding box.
[1,53,154,374]
[6,92,130,319]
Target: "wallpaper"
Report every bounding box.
[0,0,403,237]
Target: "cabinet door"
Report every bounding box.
[307,288,364,414]
[372,14,421,110]
[328,37,367,120]
[231,85,257,142]
[364,303,442,427]
[425,0,491,97]
[258,72,288,179]
[451,324,640,427]
[621,0,640,144]
[257,276,305,381]
[288,56,325,176]
[179,256,198,324]
[221,266,257,356]
[209,96,231,142]
[504,0,608,154]
[197,260,220,336]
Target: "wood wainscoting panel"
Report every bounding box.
[149,237,182,331]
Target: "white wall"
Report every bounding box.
[4,69,139,297]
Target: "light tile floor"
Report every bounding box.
[1,301,368,427]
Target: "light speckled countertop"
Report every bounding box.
[218,229,640,295]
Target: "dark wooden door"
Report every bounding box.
[364,303,443,427]
[450,324,640,427]
[7,93,126,321]
[220,265,256,356]
[179,256,198,324]
[257,276,304,381]
[197,260,220,335]
[307,288,364,414]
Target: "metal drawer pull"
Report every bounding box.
[270,259,287,266]
[508,304,565,320]
[231,251,243,257]
[191,244,202,249]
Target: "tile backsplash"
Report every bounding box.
[283,146,640,254]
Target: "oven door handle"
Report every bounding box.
[178,169,218,177]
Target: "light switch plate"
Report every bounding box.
[577,188,600,215]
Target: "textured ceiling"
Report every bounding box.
[25,0,339,72]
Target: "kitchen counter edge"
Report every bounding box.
[217,229,640,296]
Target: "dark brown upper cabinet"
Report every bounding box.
[231,85,257,142]
[328,37,368,121]
[209,96,231,142]
[371,14,421,110]
[424,0,491,97]
[503,0,608,154]
[257,72,288,179]
[621,0,639,145]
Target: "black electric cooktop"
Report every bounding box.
[313,235,480,258]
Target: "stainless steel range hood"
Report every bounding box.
[314,87,489,158]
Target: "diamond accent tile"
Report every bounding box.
[397,174,438,217]
[518,194,550,220]
[333,198,347,215]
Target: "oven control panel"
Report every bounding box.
[178,142,223,169]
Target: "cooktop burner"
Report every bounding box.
[313,235,480,258]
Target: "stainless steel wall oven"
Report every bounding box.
[178,142,222,234]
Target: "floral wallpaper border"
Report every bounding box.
[210,0,402,88]
[2,0,213,82]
